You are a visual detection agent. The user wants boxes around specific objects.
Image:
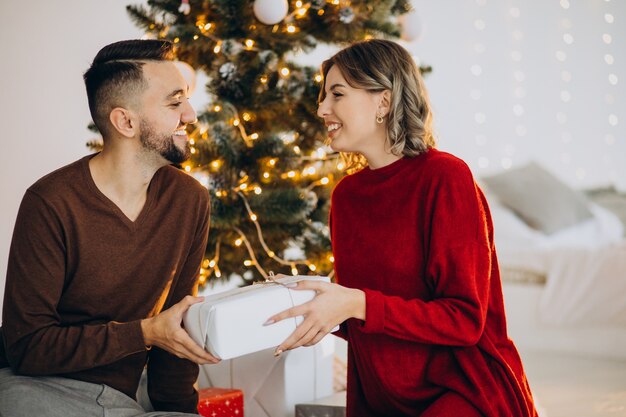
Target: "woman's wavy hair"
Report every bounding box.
[318,39,436,171]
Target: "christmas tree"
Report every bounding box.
[120,0,426,285]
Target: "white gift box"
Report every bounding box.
[198,338,336,417]
[184,275,332,360]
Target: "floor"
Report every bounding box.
[521,349,626,417]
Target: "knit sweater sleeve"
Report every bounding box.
[358,162,492,346]
[2,191,146,375]
[147,190,209,413]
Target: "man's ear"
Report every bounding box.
[109,107,138,138]
[378,90,392,116]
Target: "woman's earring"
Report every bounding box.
[376,114,384,124]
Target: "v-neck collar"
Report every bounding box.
[81,154,161,231]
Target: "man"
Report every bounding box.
[0,39,218,416]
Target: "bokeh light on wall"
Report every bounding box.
[556,0,577,178]
[509,0,525,171]
[472,0,489,170]
[602,0,618,183]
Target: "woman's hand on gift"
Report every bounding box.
[265,280,365,355]
[141,295,221,365]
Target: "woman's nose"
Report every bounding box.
[317,100,329,118]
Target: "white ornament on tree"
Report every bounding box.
[399,9,423,42]
[253,0,289,25]
[178,0,190,15]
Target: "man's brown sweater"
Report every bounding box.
[0,154,210,412]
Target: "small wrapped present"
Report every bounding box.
[184,275,333,360]
[197,387,244,417]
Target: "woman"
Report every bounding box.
[266,39,538,417]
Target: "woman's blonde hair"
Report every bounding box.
[319,39,436,171]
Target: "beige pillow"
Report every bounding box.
[482,162,593,234]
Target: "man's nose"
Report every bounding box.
[182,101,197,124]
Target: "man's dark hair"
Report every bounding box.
[83,39,174,137]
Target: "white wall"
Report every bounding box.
[1,1,624,315]
[409,0,625,189]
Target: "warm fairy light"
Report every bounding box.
[174,37,180,43]
[213,43,222,53]
[291,266,298,275]
[304,166,316,176]
[263,172,270,179]
[308,264,317,271]
[242,112,252,121]
[213,105,222,112]
[254,186,262,194]
[211,160,222,171]
[268,251,275,258]
[204,23,212,30]
[280,132,297,144]
[329,255,335,262]
[202,259,210,268]
[295,0,303,6]
[235,238,243,246]
[287,25,297,33]
[250,133,259,140]
[193,35,199,40]
[320,177,330,185]
[314,74,323,83]
[233,118,240,126]
[245,39,255,49]
[189,138,195,145]
[209,260,216,268]
[215,190,224,197]
[268,158,277,166]
[296,8,307,17]
[331,0,339,4]
[280,67,290,76]
[337,162,345,170]
[184,166,191,172]
[250,214,258,221]
[260,75,268,83]
[244,260,253,266]
[318,9,325,16]
[215,269,222,278]
[287,171,296,178]
[190,148,196,154]
[293,146,301,154]
[239,183,248,190]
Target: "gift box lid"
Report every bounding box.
[198,387,244,400]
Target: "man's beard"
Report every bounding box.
[139,120,190,164]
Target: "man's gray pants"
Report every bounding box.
[0,368,199,417]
